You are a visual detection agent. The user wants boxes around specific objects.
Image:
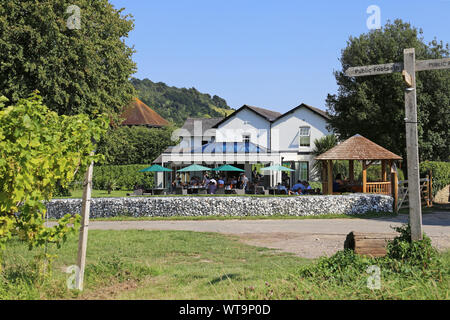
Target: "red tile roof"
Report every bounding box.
[120,98,169,127]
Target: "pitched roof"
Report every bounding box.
[274,103,330,122]
[212,105,282,128]
[245,105,282,121]
[180,117,224,136]
[120,98,169,127]
[315,134,402,160]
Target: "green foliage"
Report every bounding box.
[326,19,450,162]
[92,165,155,191]
[299,223,445,286]
[0,0,136,117]
[420,161,450,197]
[386,224,440,270]
[96,125,176,165]
[0,93,108,253]
[131,78,233,126]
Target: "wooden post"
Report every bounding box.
[321,161,327,194]
[327,160,333,195]
[381,160,387,182]
[76,159,94,291]
[391,171,398,213]
[429,170,433,207]
[404,48,423,241]
[349,160,354,183]
[362,161,367,193]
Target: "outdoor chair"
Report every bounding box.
[256,186,269,196]
[175,187,187,195]
[127,189,143,196]
[216,187,225,195]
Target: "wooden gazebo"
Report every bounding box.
[315,134,402,196]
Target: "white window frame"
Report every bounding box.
[299,127,311,147]
[242,134,251,143]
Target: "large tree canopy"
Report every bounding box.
[0,0,136,117]
[326,20,449,162]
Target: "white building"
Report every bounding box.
[154,104,332,187]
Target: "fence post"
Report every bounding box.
[391,171,398,213]
[428,170,433,207]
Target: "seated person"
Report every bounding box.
[333,174,346,192]
[207,180,217,194]
[217,177,225,188]
[276,183,288,193]
[302,181,314,194]
[289,180,305,195]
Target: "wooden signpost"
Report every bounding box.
[345,49,450,241]
[76,158,94,290]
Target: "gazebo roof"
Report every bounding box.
[120,98,169,127]
[315,134,402,161]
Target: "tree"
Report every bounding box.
[0,0,136,117]
[96,125,177,165]
[0,93,108,257]
[326,20,450,162]
[311,135,341,180]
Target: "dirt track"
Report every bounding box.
[61,212,450,259]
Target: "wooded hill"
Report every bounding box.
[131,78,234,126]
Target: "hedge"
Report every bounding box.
[92,164,155,191]
[420,161,450,197]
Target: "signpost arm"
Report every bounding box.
[403,48,423,241]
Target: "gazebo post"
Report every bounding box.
[381,160,387,182]
[327,160,333,195]
[349,160,354,183]
[362,160,367,193]
[321,160,327,194]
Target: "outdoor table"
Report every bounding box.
[152,188,166,195]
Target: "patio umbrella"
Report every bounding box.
[260,165,294,172]
[177,164,212,172]
[212,164,245,172]
[139,164,172,189]
[139,164,172,172]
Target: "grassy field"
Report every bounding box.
[1,230,448,300]
[54,189,133,199]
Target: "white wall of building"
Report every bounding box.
[215,108,271,149]
[271,107,330,153]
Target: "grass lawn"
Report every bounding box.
[54,189,133,199]
[1,230,448,300]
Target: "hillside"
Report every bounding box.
[131,78,234,126]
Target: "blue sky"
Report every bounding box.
[109,0,449,113]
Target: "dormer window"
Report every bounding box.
[243,135,251,143]
[299,127,310,147]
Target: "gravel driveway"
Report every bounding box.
[54,212,450,259]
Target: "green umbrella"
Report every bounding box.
[177,164,212,172]
[260,165,294,172]
[212,164,245,172]
[139,164,172,172]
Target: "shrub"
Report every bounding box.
[299,223,445,284]
[386,224,440,270]
[420,161,450,197]
[91,165,156,191]
[96,126,176,165]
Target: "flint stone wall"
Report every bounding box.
[46,194,393,219]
